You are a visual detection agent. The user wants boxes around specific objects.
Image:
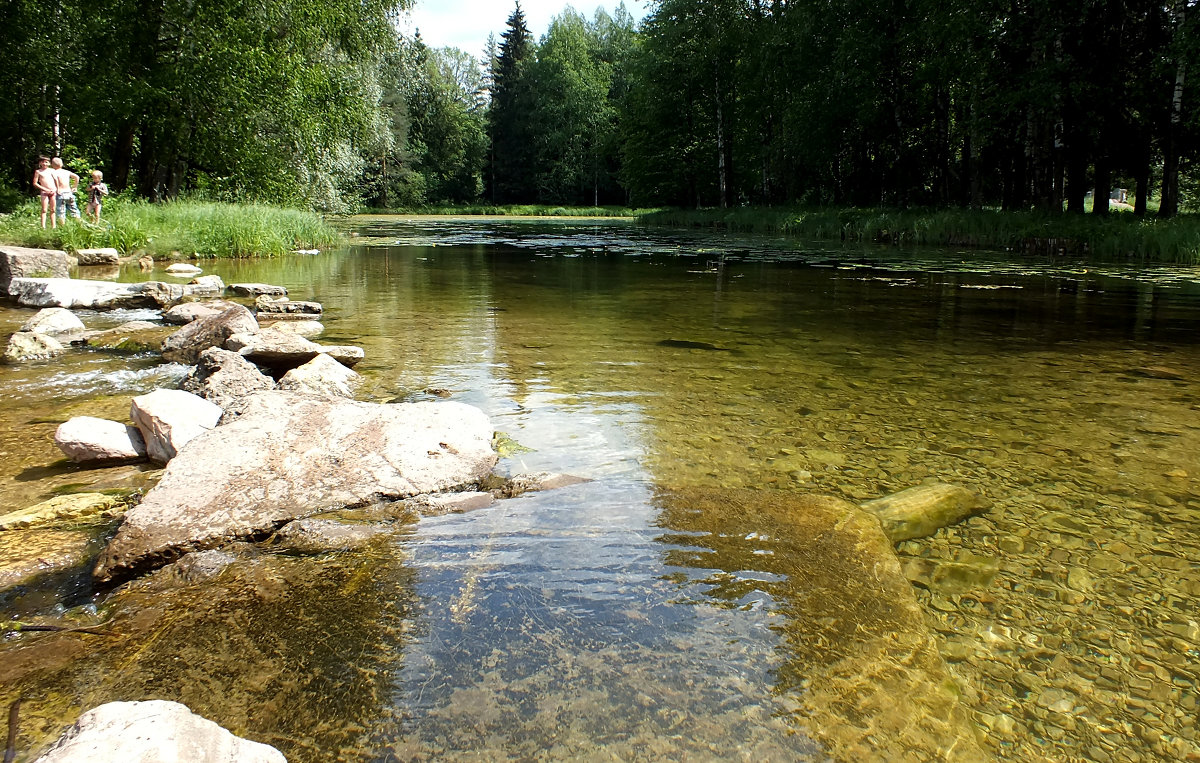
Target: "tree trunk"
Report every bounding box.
[1159,58,1185,218]
[111,122,136,191]
[1093,146,1111,216]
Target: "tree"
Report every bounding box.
[488,1,536,203]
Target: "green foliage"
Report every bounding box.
[0,200,338,258]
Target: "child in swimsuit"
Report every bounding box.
[86,170,109,224]
[32,156,56,229]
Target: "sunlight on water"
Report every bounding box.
[3,218,1200,761]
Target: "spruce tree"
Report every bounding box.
[488,1,535,203]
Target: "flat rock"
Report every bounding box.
[0,528,96,592]
[55,416,148,462]
[95,391,497,582]
[277,352,360,397]
[0,245,71,295]
[162,304,259,364]
[229,283,288,297]
[226,326,363,370]
[0,493,124,531]
[255,296,322,315]
[188,274,226,295]
[655,487,988,762]
[262,319,324,338]
[272,518,392,553]
[32,700,286,763]
[489,472,591,498]
[21,307,86,336]
[76,321,174,353]
[8,278,189,309]
[130,389,223,464]
[180,347,276,410]
[402,491,495,517]
[5,331,65,361]
[165,263,203,276]
[860,483,991,542]
[162,299,243,325]
[73,247,120,266]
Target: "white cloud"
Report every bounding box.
[405,0,648,58]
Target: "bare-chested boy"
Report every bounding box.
[32,156,56,228]
[51,157,81,222]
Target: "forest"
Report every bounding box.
[0,0,1196,216]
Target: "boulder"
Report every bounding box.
[262,319,324,338]
[21,307,86,336]
[272,518,391,553]
[95,391,497,581]
[162,299,243,325]
[859,483,991,542]
[230,283,288,297]
[32,700,286,763]
[226,326,362,370]
[5,331,65,362]
[188,274,226,295]
[180,347,275,409]
[55,416,148,462]
[73,247,120,266]
[137,255,154,271]
[277,352,360,398]
[0,492,123,531]
[76,321,174,353]
[162,304,258,364]
[255,295,322,315]
[165,263,203,276]
[0,245,71,295]
[655,487,987,762]
[8,278,187,309]
[130,389,223,464]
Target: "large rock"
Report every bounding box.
[8,278,189,309]
[0,245,71,295]
[130,389,223,464]
[859,483,991,542]
[165,263,203,276]
[188,274,226,295]
[95,391,497,581]
[226,326,363,370]
[655,488,988,762]
[162,299,243,325]
[162,304,259,364]
[76,321,175,353]
[255,295,322,315]
[0,529,96,592]
[262,319,324,338]
[277,352,360,398]
[180,347,276,409]
[32,700,286,763]
[230,283,288,297]
[73,247,120,266]
[4,331,65,362]
[55,416,148,462]
[21,307,86,336]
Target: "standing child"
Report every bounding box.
[32,156,56,229]
[86,170,109,224]
[50,157,80,222]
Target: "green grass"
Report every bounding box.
[367,203,656,217]
[0,199,340,259]
[638,206,1200,264]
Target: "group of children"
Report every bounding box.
[31,156,108,229]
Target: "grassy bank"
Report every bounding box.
[0,199,340,258]
[640,207,1200,264]
[368,204,656,217]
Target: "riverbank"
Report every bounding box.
[640,207,1200,264]
[367,204,655,217]
[0,200,339,259]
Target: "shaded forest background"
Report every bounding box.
[1,0,1196,216]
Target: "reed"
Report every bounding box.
[638,207,1200,264]
[0,199,339,258]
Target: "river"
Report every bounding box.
[2,216,1198,761]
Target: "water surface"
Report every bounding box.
[3,217,1200,761]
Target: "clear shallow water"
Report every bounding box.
[3,217,1200,761]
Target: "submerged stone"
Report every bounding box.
[654,487,989,762]
[860,482,991,542]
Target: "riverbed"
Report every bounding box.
[2,216,1199,761]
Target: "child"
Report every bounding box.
[86,170,109,224]
[32,156,56,229]
[50,157,80,222]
